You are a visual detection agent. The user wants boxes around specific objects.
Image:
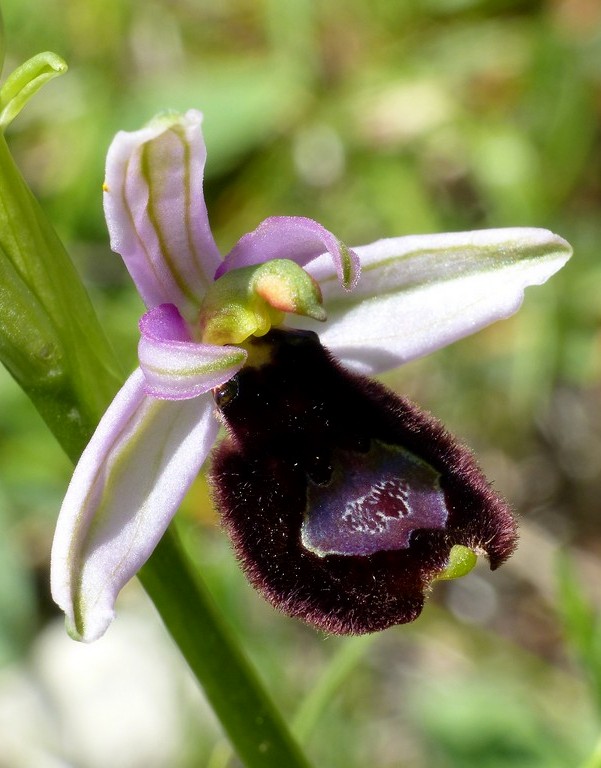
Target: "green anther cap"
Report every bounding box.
[199,259,326,345]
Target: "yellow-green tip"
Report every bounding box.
[434,545,478,582]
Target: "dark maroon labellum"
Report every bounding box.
[210,328,517,635]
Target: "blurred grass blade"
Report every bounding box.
[556,551,601,713]
[293,634,376,742]
[0,52,67,129]
[0,482,36,664]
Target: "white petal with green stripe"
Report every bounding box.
[303,228,571,374]
[103,110,222,317]
[51,370,219,642]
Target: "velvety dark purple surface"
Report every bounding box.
[210,329,517,635]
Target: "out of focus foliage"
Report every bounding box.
[2,1,601,766]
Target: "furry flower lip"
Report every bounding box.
[50,109,571,642]
[211,328,516,635]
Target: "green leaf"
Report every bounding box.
[0,132,121,460]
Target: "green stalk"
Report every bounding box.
[139,528,311,768]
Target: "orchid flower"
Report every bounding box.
[50,109,571,643]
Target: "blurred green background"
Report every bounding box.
[1,0,601,766]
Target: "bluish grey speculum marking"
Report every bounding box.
[302,442,448,557]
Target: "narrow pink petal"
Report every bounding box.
[302,228,572,374]
[216,216,360,291]
[104,110,221,314]
[50,369,219,642]
[138,304,246,399]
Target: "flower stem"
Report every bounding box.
[139,526,312,768]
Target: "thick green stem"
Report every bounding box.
[139,528,311,768]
